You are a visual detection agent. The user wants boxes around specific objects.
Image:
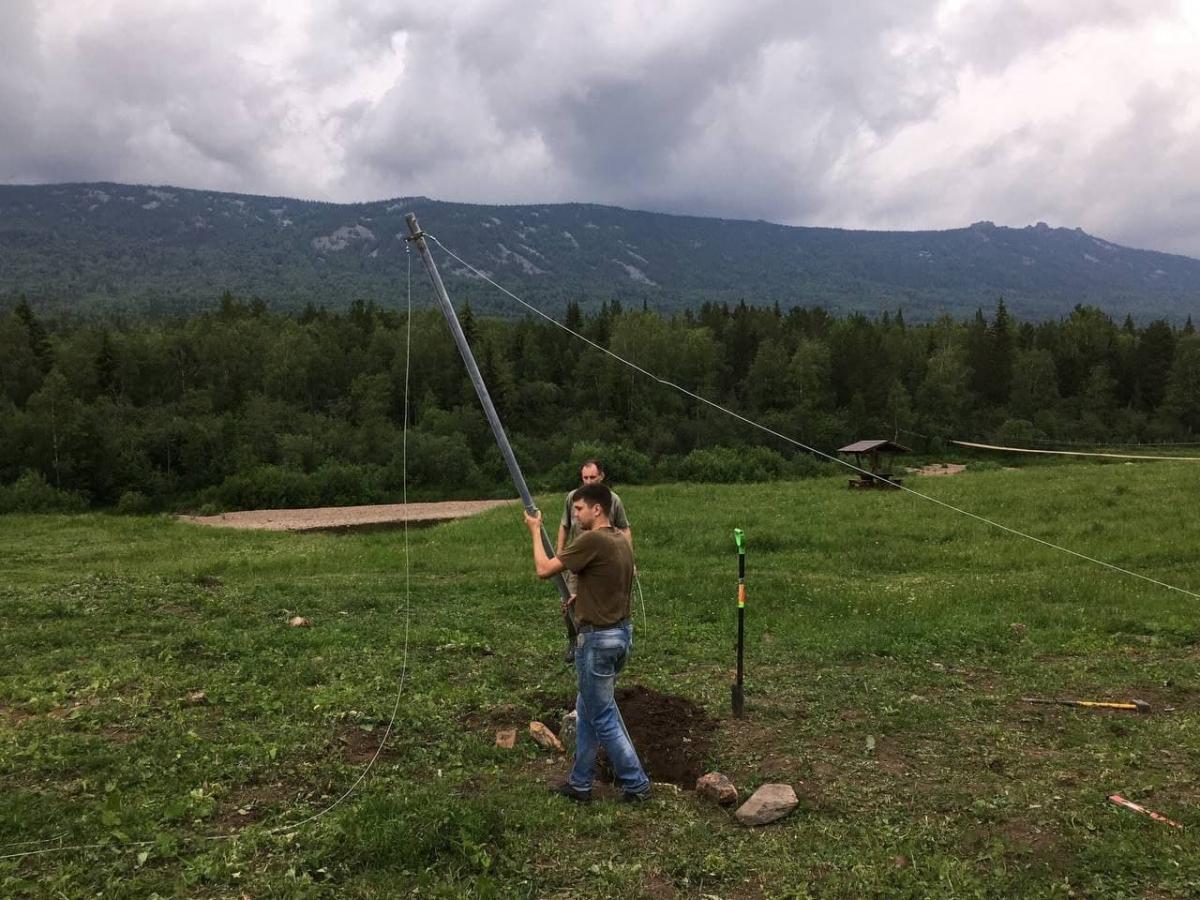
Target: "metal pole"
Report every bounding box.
[732,527,746,717]
[404,213,571,610]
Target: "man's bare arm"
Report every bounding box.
[556,523,568,556]
[526,510,566,580]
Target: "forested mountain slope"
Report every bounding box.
[2,183,1199,321]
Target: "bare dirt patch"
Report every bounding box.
[966,820,1069,870]
[44,697,103,721]
[908,463,967,477]
[213,781,303,831]
[466,701,538,732]
[0,703,34,726]
[335,722,397,764]
[97,724,139,744]
[871,737,911,777]
[642,872,678,900]
[3,699,125,734]
[178,499,517,534]
[158,603,202,621]
[521,685,716,787]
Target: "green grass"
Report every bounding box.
[3,462,1200,897]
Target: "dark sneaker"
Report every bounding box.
[619,787,652,804]
[550,782,592,803]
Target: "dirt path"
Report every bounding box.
[178,499,517,533]
[908,463,967,477]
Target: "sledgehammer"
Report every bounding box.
[1022,696,1150,714]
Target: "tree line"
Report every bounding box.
[2,292,1199,513]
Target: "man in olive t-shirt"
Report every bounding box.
[556,514,632,629]
[556,458,632,663]
[525,482,651,803]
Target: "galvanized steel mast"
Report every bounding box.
[404,213,571,606]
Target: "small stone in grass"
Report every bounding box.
[696,772,739,806]
[559,710,578,752]
[495,728,516,749]
[529,721,565,753]
[289,616,312,628]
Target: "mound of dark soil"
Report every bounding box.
[526,684,715,787]
[615,685,715,787]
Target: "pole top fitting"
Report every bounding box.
[403,212,425,240]
[734,528,745,553]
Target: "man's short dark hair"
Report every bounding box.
[572,482,613,516]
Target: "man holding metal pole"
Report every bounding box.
[527,482,651,803]
[556,458,633,662]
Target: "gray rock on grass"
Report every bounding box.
[734,783,798,826]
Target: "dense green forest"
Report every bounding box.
[2,293,1199,513]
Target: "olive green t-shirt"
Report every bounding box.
[556,526,633,628]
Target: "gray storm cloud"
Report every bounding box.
[2,0,1198,257]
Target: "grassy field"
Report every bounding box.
[2,462,1200,898]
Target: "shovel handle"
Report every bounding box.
[1022,697,1147,712]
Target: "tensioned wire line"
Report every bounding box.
[1,248,419,864]
[428,233,1200,602]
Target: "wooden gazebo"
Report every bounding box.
[838,439,910,489]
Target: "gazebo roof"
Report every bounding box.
[837,439,911,454]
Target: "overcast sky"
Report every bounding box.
[4,0,1199,256]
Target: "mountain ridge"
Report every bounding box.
[2,181,1197,321]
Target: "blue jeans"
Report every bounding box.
[568,621,651,794]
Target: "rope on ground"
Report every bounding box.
[427,233,1200,603]
[1,243,420,863]
[952,439,1200,462]
[1,841,123,863]
[262,238,416,835]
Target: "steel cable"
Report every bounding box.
[427,233,1200,602]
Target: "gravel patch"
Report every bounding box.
[908,463,967,477]
[178,500,517,533]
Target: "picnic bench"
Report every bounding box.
[838,439,910,491]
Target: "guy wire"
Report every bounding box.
[427,233,1200,603]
